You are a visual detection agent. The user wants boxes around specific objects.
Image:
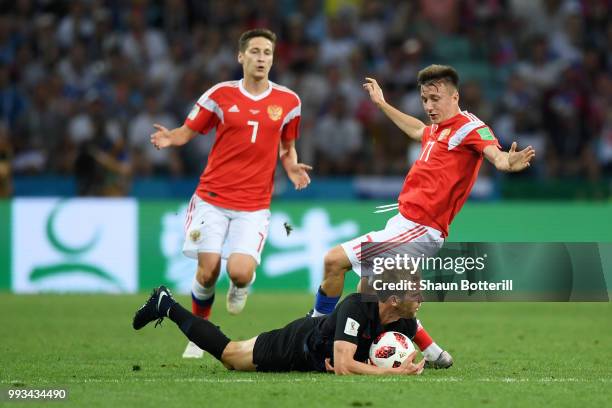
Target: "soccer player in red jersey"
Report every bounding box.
[311,65,535,368]
[150,29,312,358]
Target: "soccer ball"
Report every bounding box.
[369,331,415,368]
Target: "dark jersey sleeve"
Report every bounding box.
[333,295,370,345]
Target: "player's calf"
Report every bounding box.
[191,279,215,319]
[187,261,220,357]
[171,302,232,363]
[192,254,221,319]
[311,246,351,317]
[134,290,235,366]
[321,246,352,296]
[185,278,213,358]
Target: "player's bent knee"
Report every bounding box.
[227,263,255,286]
[221,338,257,371]
[219,341,239,370]
[324,247,351,277]
[228,270,253,287]
[227,255,256,286]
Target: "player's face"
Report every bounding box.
[238,37,274,81]
[393,291,422,318]
[420,82,459,124]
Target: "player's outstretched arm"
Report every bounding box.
[330,340,424,375]
[363,77,426,142]
[150,124,198,150]
[280,139,312,190]
[483,142,536,172]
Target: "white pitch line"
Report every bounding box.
[7,377,610,385]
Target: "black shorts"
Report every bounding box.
[253,317,318,372]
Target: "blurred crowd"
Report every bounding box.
[0,0,610,197]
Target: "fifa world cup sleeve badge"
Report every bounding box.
[344,317,360,336]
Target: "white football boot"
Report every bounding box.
[182,341,204,358]
[226,272,255,315]
[424,350,454,369]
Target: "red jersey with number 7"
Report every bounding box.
[398,111,501,237]
[184,79,301,211]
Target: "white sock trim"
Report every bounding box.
[192,279,215,300]
[422,342,443,361]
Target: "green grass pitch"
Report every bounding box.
[2,292,612,407]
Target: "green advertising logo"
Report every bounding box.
[13,198,137,293]
[28,200,122,287]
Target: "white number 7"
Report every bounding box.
[247,120,259,143]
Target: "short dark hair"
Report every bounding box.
[238,28,277,52]
[363,267,422,304]
[417,64,459,90]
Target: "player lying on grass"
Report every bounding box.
[133,271,426,375]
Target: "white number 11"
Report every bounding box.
[419,141,435,161]
[247,120,259,143]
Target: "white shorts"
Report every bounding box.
[182,195,271,264]
[340,213,445,276]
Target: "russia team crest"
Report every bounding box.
[189,229,201,243]
[267,105,283,121]
[438,128,451,141]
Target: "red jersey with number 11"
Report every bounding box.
[185,79,301,211]
[398,111,500,237]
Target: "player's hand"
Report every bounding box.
[150,124,172,150]
[363,77,386,106]
[391,351,425,375]
[287,162,313,190]
[507,142,535,172]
